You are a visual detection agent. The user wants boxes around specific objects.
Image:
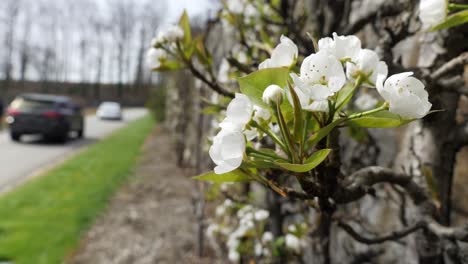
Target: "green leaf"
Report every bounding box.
[431,10,468,31]
[194,36,212,65]
[307,119,343,147]
[178,10,192,47]
[243,159,279,169]
[287,82,303,142]
[349,111,413,128]
[193,169,252,183]
[153,60,183,71]
[275,149,331,173]
[335,83,356,112]
[238,67,290,108]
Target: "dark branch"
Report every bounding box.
[186,60,235,98]
[334,166,430,205]
[338,220,425,244]
[427,221,468,242]
[456,122,468,147]
[431,52,468,80]
[284,187,315,200]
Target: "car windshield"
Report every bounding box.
[10,98,55,112]
[100,103,120,110]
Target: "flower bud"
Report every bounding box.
[262,85,284,105]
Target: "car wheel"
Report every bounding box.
[77,129,84,138]
[10,132,21,142]
[57,131,68,143]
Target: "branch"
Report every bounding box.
[431,52,468,80]
[343,3,401,35]
[456,122,468,147]
[338,220,426,244]
[284,187,314,200]
[427,221,468,242]
[186,60,235,98]
[334,166,430,205]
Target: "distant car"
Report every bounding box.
[96,102,122,120]
[6,93,84,142]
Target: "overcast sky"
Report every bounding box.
[166,0,219,23]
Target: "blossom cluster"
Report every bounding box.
[207,199,309,262]
[206,200,272,262]
[146,25,184,69]
[209,33,432,174]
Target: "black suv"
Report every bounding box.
[6,93,84,142]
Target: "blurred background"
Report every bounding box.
[0,0,218,105]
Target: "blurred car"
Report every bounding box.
[6,93,84,142]
[96,102,122,120]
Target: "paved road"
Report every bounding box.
[0,108,148,192]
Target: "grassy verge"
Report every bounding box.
[0,115,154,264]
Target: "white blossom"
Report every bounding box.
[226,0,245,14]
[206,223,219,239]
[254,209,269,221]
[355,93,378,110]
[262,232,274,243]
[259,35,298,69]
[318,33,361,62]
[262,85,284,105]
[237,205,253,218]
[287,225,297,233]
[220,93,254,130]
[285,234,303,254]
[255,242,263,256]
[151,32,165,46]
[218,59,231,83]
[146,48,167,69]
[376,72,432,119]
[290,50,346,112]
[346,49,388,87]
[228,250,240,262]
[419,0,447,29]
[209,126,245,174]
[216,205,226,216]
[244,129,258,141]
[253,105,271,123]
[165,25,184,42]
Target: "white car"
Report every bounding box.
[96,102,123,120]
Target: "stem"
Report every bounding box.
[251,121,288,152]
[448,3,468,11]
[335,76,364,112]
[246,147,288,162]
[275,102,298,163]
[348,102,389,119]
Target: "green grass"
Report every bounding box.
[0,115,154,264]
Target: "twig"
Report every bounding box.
[338,220,426,244]
[431,52,468,80]
[334,166,430,205]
